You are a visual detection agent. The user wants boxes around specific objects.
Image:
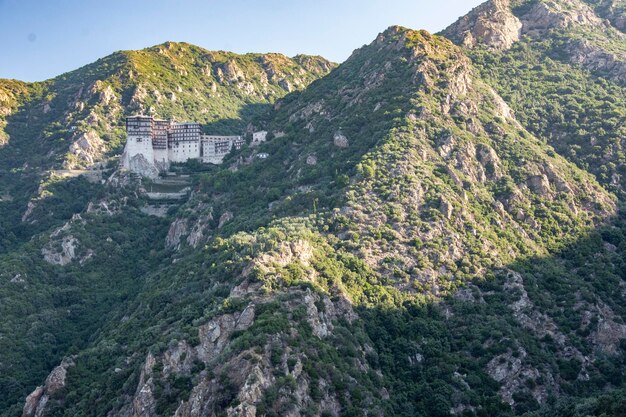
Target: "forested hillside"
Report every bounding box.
[0,44,334,415]
[1,1,626,416]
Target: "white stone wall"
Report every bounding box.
[202,141,216,164]
[168,140,200,163]
[153,148,169,170]
[122,134,154,169]
[153,148,169,164]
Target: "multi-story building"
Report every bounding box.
[201,135,245,164]
[152,119,171,168]
[122,115,248,176]
[123,116,155,168]
[168,122,202,163]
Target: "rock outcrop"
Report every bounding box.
[333,132,349,148]
[113,271,366,417]
[567,38,626,83]
[66,130,105,169]
[187,212,213,247]
[22,358,74,417]
[166,218,188,250]
[520,0,603,34]
[442,0,522,50]
[596,0,626,32]
[444,0,626,81]
[41,235,78,266]
[122,153,160,179]
[486,347,556,405]
[41,214,93,266]
[218,211,233,229]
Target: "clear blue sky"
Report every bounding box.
[0,0,483,82]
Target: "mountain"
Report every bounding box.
[2,3,626,417]
[443,0,626,195]
[0,42,334,170]
[0,43,334,250]
[0,43,334,415]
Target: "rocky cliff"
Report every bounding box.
[448,0,626,197]
[444,0,626,82]
[441,0,522,50]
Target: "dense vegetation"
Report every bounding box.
[1,1,626,416]
[471,38,626,195]
[0,43,334,415]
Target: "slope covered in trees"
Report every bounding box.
[2,2,626,416]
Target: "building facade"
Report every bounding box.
[122,116,246,176]
[123,116,155,169]
[168,122,202,163]
[201,135,245,164]
[152,119,171,169]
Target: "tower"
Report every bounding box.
[123,116,155,168]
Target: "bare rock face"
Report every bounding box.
[10,273,26,284]
[129,353,157,417]
[333,132,349,148]
[86,198,127,216]
[603,1,626,32]
[217,60,245,83]
[225,361,272,417]
[23,358,74,417]
[445,0,603,50]
[42,235,79,266]
[162,341,196,376]
[567,39,626,83]
[439,199,454,220]
[166,218,189,250]
[118,305,259,417]
[166,201,215,249]
[288,100,327,123]
[67,130,105,168]
[122,152,160,179]
[590,303,626,354]
[444,0,626,81]
[22,388,44,417]
[442,0,522,50]
[129,85,147,111]
[301,290,355,338]
[502,271,592,385]
[255,240,314,272]
[521,0,603,34]
[278,78,294,92]
[477,144,502,179]
[306,155,317,165]
[486,348,555,405]
[21,200,37,222]
[40,214,87,265]
[218,211,234,229]
[187,213,213,248]
[196,307,256,362]
[489,88,520,126]
[527,174,551,196]
[90,80,117,105]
